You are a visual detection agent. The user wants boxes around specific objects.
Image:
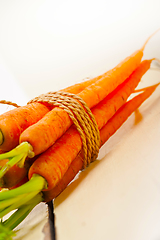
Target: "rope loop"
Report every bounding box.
[28,91,100,169]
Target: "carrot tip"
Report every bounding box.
[141,28,160,51]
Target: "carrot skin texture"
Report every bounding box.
[28,60,152,190]
[21,108,73,156]
[29,126,82,190]
[43,154,83,202]
[44,83,159,202]
[20,52,146,156]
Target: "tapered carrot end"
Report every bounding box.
[152,82,160,89]
[141,28,160,52]
[144,82,160,94]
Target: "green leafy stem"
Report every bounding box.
[0,174,47,237]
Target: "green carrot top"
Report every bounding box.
[0,224,16,240]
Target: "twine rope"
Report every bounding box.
[0,91,100,169]
[0,100,20,108]
[28,91,100,169]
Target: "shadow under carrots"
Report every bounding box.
[134,108,143,125]
[54,156,106,208]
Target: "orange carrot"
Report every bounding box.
[43,82,159,201]
[28,59,152,190]
[0,77,99,153]
[21,59,152,157]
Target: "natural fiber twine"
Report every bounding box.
[0,91,100,169]
[0,100,20,108]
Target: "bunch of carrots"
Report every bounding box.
[0,31,159,238]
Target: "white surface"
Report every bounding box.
[14,203,48,240]
[0,1,160,240]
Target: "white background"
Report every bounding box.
[0,0,160,100]
[0,1,160,240]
